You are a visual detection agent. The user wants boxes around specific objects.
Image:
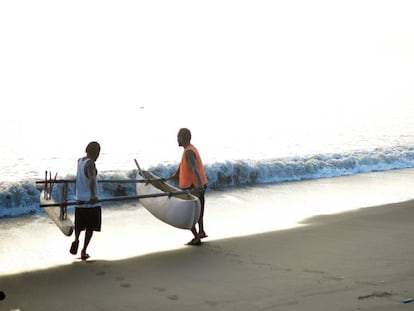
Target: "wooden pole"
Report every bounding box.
[36,178,165,184]
[39,190,190,208]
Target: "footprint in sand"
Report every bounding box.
[205,300,218,307]
[208,245,223,255]
[114,276,131,288]
[303,269,325,275]
[168,294,179,301]
[153,287,179,300]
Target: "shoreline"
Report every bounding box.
[2,199,414,310]
[2,168,414,276]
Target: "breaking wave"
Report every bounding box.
[1,145,414,219]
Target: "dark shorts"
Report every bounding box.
[75,207,102,232]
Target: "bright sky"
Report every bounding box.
[1,0,414,124]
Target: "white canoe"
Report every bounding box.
[137,171,201,229]
[40,191,74,236]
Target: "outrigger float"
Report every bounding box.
[36,160,201,236]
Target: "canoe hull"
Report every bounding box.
[40,191,74,236]
[137,171,201,229]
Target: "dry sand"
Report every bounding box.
[1,199,414,311]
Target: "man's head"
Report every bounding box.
[86,141,101,161]
[177,128,191,147]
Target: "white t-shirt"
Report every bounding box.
[76,157,100,208]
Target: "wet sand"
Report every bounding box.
[2,198,414,311]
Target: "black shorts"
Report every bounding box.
[75,207,102,232]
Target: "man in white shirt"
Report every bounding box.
[70,141,101,260]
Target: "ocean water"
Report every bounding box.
[1,0,414,219]
[1,103,414,219]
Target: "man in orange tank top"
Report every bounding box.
[167,128,208,245]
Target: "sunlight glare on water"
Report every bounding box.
[0,0,413,180]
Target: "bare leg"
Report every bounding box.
[81,230,93,259]
[71,209,81,255]
[70,229,80,255]
[191,226,198,238]
[187,190,206,245]
[75,229,80,242]
[197,191,207,238]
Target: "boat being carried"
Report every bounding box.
[37,160,200,235]
[137,169,201,230]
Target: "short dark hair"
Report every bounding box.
[85,141,101,156]
[178,128,191,142]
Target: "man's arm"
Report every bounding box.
[165,165,180,182]
[185,150,203,187]
[85,160,98,203]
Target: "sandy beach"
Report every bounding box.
[2,197,414,311]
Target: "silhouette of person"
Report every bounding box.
[70,141,102,260]
[167,128,208,245]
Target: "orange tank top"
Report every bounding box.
[179,145,208,189]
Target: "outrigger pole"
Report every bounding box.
[36,159,165,186]
[39,190,191,208]
[38,164,187,208]
[36,178,166,184]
